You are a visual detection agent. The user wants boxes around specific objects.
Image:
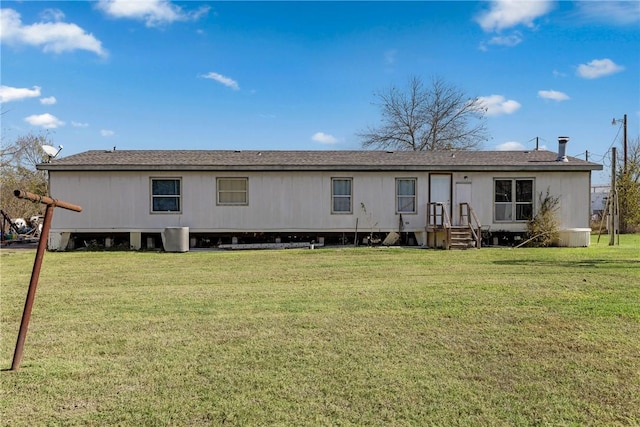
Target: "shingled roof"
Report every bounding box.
[38,150,602,172]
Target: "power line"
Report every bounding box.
[588,124,624,169]
[606,123,623,153]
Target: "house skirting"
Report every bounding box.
[47,229,427,251]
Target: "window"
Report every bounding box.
[217,178,248,205]
[396,178,417,213]
[494,179,534,221]
[332,178,352,213]
[151,178,181,213]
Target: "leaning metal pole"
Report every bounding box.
[10,190,82,371]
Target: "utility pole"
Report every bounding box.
[609,147,616,246]
[612,114,628,173]
[619,114,627,232]
[611,114,627,234]
[623,114,628,174]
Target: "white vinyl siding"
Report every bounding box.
[45,169,593,239]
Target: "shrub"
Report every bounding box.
[526,188,560,247]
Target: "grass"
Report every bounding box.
[1,235,639,426]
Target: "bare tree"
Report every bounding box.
[359,76,488,151]
[1,133,50,168]
[1,132,50,223]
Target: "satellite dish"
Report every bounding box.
[41,144,63,161]
[42,145,58,157]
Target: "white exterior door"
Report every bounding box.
[454,182,472,226]
[429,174,451,226]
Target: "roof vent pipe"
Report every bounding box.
[557,136,569,162]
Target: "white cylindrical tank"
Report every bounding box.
[556,228,591,247]
[161,227,189,252]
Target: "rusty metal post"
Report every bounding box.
[12,190,83,213]
[11,204,54,371]
[9,190,82,371]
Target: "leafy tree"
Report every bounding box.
[0,132,50,225]
[359,75,488,151]
[617,137,640,233]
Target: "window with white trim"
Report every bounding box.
[217,177,248,205]
[494,178,534,222]
[332,178,352,213]
[396,178,417,213]
[151,178,181,213]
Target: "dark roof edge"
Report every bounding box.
[37,164,603,172]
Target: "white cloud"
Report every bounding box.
[24,113,64,128]
[40,96,57,105]
[574,1,640,26]
[96,0,209,27]
[40,8,66,22]
[538,90,569,101]
[487,32,523,47]
[312,132,338,145]
[101,129,115,137]
[0,8,107,57]
[0,85,41,103]
[496,141,526,151]
[201,72,240,90]
[476,0,554,32]
[577,58,624,79]
[72,121,89,128]
[478,95,521,116]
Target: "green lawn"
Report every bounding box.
[1,236,639,426]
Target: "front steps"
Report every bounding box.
[450,227,476,249]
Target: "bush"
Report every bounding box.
[526,189,560,247]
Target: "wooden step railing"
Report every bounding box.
[426,202,452,249]
[459,202,482,248]
[426,202,483,249]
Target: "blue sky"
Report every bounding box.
[1,1,639,184]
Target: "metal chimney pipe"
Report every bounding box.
[557,136,569,162]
